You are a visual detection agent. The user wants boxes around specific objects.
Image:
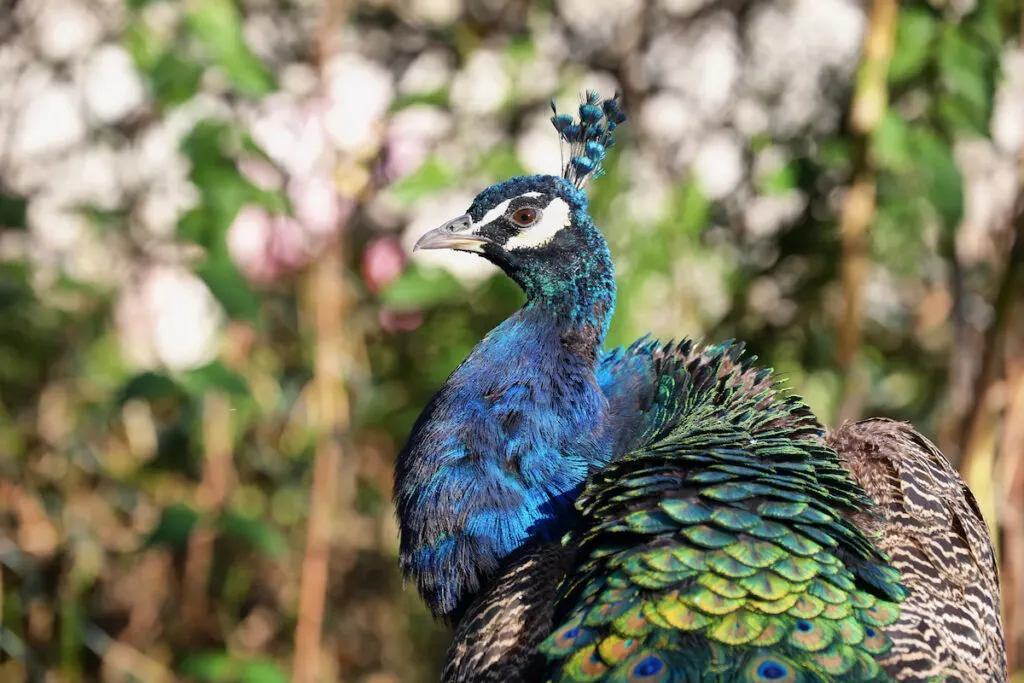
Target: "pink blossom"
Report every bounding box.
[227,205,275,282]
[227,204,310,283]
[361,236,406,294]
[379,308,423,332]
[288,172,354,238]
[267,215,309,273]
[384,106,452,182]
[250,94,329,178]
[238,155,284,192]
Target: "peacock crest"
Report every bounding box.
[550,91,627,189]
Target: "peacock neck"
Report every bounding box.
[395,217,619,620]
[513,213,616,363]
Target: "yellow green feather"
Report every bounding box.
[739,570,793,601]
[697,572,749,599]
[708,609,766,645]
[706,549,760,578]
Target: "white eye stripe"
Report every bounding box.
[505,198,570,250]
[470,199,513,233]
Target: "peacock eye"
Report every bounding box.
[509,207,540,227]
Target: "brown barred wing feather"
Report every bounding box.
[829,417,1007,683]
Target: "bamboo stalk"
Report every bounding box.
[835,0,899,424]
[1002,356,1024,673]
[292,242,350,683]
[960,202,1023,555]
[292,3,352,681]
[180,392,234,631]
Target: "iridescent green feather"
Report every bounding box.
[542,340,903,683]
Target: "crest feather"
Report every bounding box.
[550,91,627,189]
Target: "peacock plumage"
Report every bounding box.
[394,92,1007,682]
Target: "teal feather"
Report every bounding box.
[539,341,905,683]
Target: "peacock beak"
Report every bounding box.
[413,214,488,253]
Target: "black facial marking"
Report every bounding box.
[473,192,561,249]
[508,195,554,212]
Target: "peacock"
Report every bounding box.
[393,91,1007,682]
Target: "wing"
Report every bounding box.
[444,543,576,683]
[829,418,1007,683]
[542,341,907,682]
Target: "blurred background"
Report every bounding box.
[0,0,1022,681]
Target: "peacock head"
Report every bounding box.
[414,92,626,303]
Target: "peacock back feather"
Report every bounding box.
[540,340,909,682]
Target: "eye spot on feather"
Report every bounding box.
[626,654,668,682]
[756,660,789,679]
[634,656,662,676]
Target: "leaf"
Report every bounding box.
[870,112,913,172]
[145,504,199,550]
[478,144,528,181]
[123,20,169,71]
[186,0,274,97]
[217,511,287,556]
[888,9,938,84]
[389,89,450,112]
[181,361,249,397]
[379,265,465,310]
[149,51,203,105]
[240,660,289,683]
[757,161,798,196]
[197,249,261,323]
[179,654,288,683]
[388,157,457,205]
[675,179,709,238]
[936,92,988,136]
[872,192,926,275]
[937,28,991,114]
[179,652,233,681]
[505,35,535,64]
[908,128,963,233]
[0,193,28,229]
[117,371,184,405]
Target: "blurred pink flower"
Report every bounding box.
[384,106,452,182]
[288,171,354,238]
[227,205,274,281]
[361,235,406,294]
[267,215,309,272]
[379,308,423,332]
[250,95,329,178]
[238,156,284,192]
[228,204,310,283]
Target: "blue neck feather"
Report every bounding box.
[395,200,617,619]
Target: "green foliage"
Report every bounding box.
[0,193,28,229]
[381,264,467,310]
[185,0,276,96]
[388,157,459,205]
[180,653,290,683]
